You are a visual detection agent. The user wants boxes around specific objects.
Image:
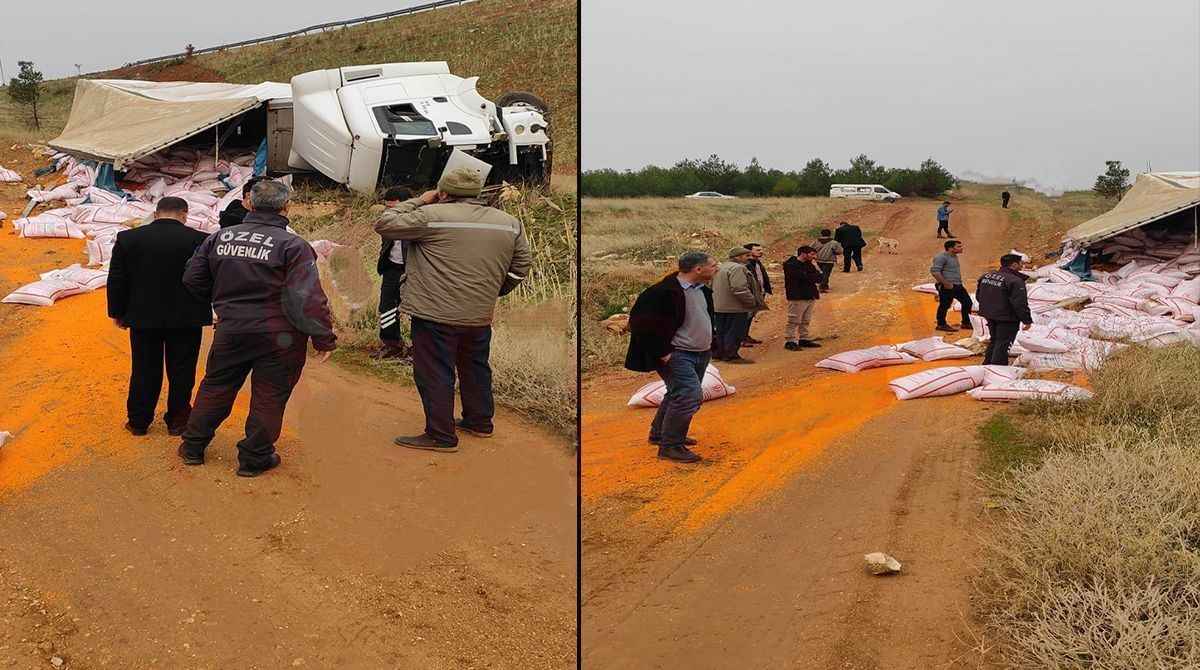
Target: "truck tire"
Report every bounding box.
[497,91,552,189]
[885,197,897,203]
[496,91,550,117]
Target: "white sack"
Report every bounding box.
[888,367,979,400]
[628,364,736,407]
[815,346,917,374]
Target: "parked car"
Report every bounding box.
[829,184,901,203]
[685,191,736,199]
[290,62,551,193]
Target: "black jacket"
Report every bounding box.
[624,273,715,373]
[218,200,248,229]
[183,211,337,351]
[745,258,772,295]
[107,219,213,329]
[834,224,865,250]
[976,266,1032,324]
[377,239,405,275]
[782,257,823,301]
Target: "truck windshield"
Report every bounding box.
[373,104,438,137]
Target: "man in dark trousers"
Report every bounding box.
[711,247,763,363]
[218,177,265,229]
[374,150,531,453]
[834,220,865,272]
[625,251,719,463]
[374,186,412,360]
[782,245,824,350]
[180,180,337,477]
[976,254,1033,364]
[107,196,212,436]
[931,239,973,333]
[1001,190,1011,209]
[813,229,842,291]
[742,242,771,345]
[936,201,954,238]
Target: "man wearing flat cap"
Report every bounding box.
[374,150,532,453]
[711,246,765,363]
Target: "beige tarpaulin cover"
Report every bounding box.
[48,80,290,169]
[1066,172,1200,246]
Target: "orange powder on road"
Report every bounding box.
[0,241,255,496]
[583,290,944,533]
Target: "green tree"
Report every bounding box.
[1093,160,1131,200]
[7,61,44,129]
[796,158,833,196]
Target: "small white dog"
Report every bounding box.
[876,237,900,254]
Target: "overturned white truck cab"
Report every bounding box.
[288,62,551,192]
[47,62,551,195]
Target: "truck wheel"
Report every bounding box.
[496,91,550,116]
[885,197,896,203]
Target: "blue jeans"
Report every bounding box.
[649,349,711,448]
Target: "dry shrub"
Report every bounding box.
[981,345,1200,668]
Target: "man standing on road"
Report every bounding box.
[936,201,954,238]
[833,221,865,272]
[712,247,764,363]
[1001,190,1011,209]
[782,245,823,351]
[931,239,973,333]
[374,186,412,360]
[107,196,212,437]
[976,254,1033,364]
[742,242,771,346]
[813,229,842,291]
[374,150,531,453]
[180,180,338,477]
[625,252,719,463]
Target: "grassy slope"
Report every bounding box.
[0,0,577,173]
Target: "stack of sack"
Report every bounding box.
[4,146,341,307]
[887,364,1092,402]
[1,264,111,306]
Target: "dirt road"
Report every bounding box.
[0,148,576,669]
[583,200,1014,669]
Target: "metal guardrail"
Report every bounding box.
[90,0,478,74]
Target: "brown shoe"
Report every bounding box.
[370,343,409,360]
[935,324,959,333]
[743,336,763,345]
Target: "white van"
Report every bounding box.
[829,184,901,203]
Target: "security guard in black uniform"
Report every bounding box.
[179,180,337,476]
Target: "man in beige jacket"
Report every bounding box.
[374,151,532,453]
[711,247,765,363]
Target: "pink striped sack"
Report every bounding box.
[888,367,979,400]
[40,264,108,291]
[1,279,86,306]
[968,380,1093,402]
[816,346,918,373]
[628,364,736,408]
[895,336,975,361]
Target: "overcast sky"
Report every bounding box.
[0,1,430,80]
[582,0,1200,192]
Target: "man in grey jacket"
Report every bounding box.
[711,247,764,363]
[374,151,532,453]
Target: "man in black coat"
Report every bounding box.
[1001,190,1011,209]
[625,251,719,463]
[218,177,265,229]
[374,186,412,359]
[107,196,213,436]
[976,253,1033,364]
[781,245,824,350]
[742,242,771,346]
[834,221,866,272]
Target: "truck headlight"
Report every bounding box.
[515,125,526,135]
